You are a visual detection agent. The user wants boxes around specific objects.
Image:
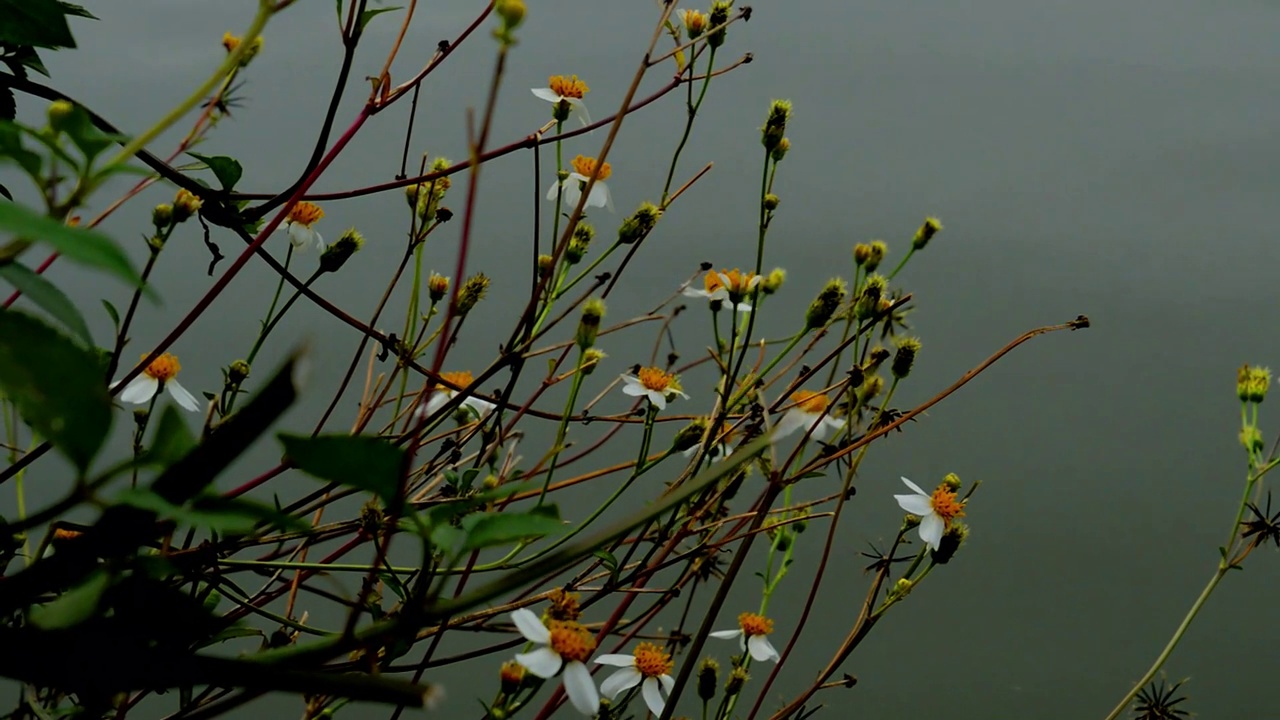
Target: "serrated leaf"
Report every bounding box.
[58,104,121,165]
[28,568,109,629]
[0,0,77,49]
[461,505,562,551]
[358,6,402,32]
[279,434,405,505]
[148,405,195,467]
[0,309,111,470]
[188,153,242,192]
[0,202,141,286]
[56,2,96,20]
[0,262,91,345]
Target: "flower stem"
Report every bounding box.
[535,351,588,506]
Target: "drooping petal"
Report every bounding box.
[895,493,934,517]
[119,376,159,405]
[584,182,612,212]
[659,674,675,694]
[599,666,642,699]
[567,98,591,126]
[918,513,945,550]
[682,287,713,300]
[561,661,601,716]
[287,223,311,250]
[641,676,667,716]
[899,476,929,496]
[730,301,755,314]
[646,390,667,410]
[709,629,743,640]
[510,608,552,644]
[461,396,497,419]
[515,647,563,679]
[747,634,781,663]
[810,416,844,442]
[593,654,637,668]
[424,389,452,418]
[531,87,562,103]
[770,410,808,440]
[560,174,587,208]
[547,179,565,201]
[165,380,201,412]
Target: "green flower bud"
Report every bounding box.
[319,228,365,274]
[854,274,888,320]
[771,137,791,163]
[581,348,605,375]
[762,267,786,295]
[566,222,594,264]
[173,189,203,223]
[454,273,490,316]
[942,472,961,492]
[912,216,943,250]
[672,417,711,453]
[804,277,847,331]
[618,202,662,245]
[858,374,884,405]
[46,100,75,134]
[576,298,605,350]
[708,0,733,48]
[1241,425,1265,453]
[496,0,526,29]
[761,99,792,152]
[853,243,871,267]
[932,522,969,564]
[698,657,720,701]
[889,577,913,600]
[537,253,555,279]
[866,240,887,272]
[427,273,449,304]
[152,203,174,229]
[724,667,748,697]
[228,360,251,384]
[763,193,780,211]
[891,337,921,379]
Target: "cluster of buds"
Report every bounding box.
[761,99,791,153]
[618,202,661,245]
[1237,364,1271,404]
[406,158,453,223]
[854,240,888,273]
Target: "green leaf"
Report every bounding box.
[58,104,121,165]
[116,489,309,535]
[188,153,243,192]
[100,298,119,334]
[358,6,402,32]
[0,261,91,345]
[593,549,621,585]
[279,434,405,505]
[28,569,109,629]
[0,121,42,178]
[461,504,562,551]
[0,0,77,49]
[148,405,195,466]
[0,201,141,286]
[57,3,97,20]
[0,309,111,470]
[196,625,264,649]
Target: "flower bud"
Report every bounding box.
[761,99,792,152]
[1239,365,1272,404]
[708,0,732,48]
[496,0,526,31]
[146,234,166,253]
[454,273,489,316]
[697,657,720,701]
[762,267,786,295]
[566,222,594,264]
[724,667,748,697]
[854,275,888,320]
[47,99,75,134]
[581,349,605,375]
[427,273,450,304]
[1241,425,1265,453]
[942,473,961,492]
[152,203,174,229]
[853,243,871,267]
[672,417,711,453]
[771,137,791,163]
[889,577,913,600]
[858,374,884,405]
[681,9,709,39]
[499,661,525,694]
[576,298,605,350]
[133,407,150,426]
[866,240,887,272]
[891,337,921,379]
[804,277,847,331]
[912,216,943,250]
[228,360,251,384]
[762,193,780,211]
[618,202,662,245]
[173,188,203,223]
[537,253,555,279]
[319,228,365,274]
[863,346,891,374]
[932,522,969,564]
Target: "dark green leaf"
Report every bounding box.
[279,434,405,505]
[100,298,119,334]
[0,309,111,470]
[0,121,42,177]
[56,2,97,20]
[358,6,402,32]
[593,549,621,585]
[116,489,309,535]
[148,405,195,466]
[429,524,464,555]
[188,153,243,192]
[59,104,121,164]
[196,625,263,649]
[0,201,141,286]
[461,504,562,551]
[0,262,91,345]
[0,0,76,49]
[28,569,109,629]
[3,45,49,78]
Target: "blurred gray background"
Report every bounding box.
[6,0,1280,717]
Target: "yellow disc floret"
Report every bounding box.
[548,621,596,663]
[638,367,678,393]
[738,612,773,637]
[548,74,589,99]
[788,390,829,415]
[930,486,965,526]
[142,353,182,382]
[287,201,324,228]
[439,370,474,390]
[633,642,674,678]
[571,155,611,181]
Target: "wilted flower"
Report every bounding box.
[116,353,200,412]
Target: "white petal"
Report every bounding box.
[593,654,637,668]
[510,608,551,644]
[584,182,610,211]
[515,647,562,679]
[745,275,763,290]
[899,476,929,496]
[599,666,642,699]
[568,98,591,126]
[309,230,325,252]
[747,635,781,663]
[709,629,742,640]
[896,494,934,516]
[681,445,698,458]
[119,376,159,405]
[731,301,755,314]
[531,87,562,103]
[682,288,712,299]
[462,396,497,419]
[918,513,944,551]
[621,384,648,399]
[547,179,564,201]
[659,674,675,694]
[561,661,600,716]
[641,677,666,716]
[770,410,807,440]
[165,380,201,412]
[646,390,667,410]
[424,389,452,418]
[287,223,311,250]
[810,416,844,442]
[561,176,585,208]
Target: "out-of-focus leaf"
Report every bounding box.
[0,202,141,286]
[188,153,242,192]
[58,103,121,164]
[148,405,195,466]
[0,261,91,345]
[27,568,109,629]
[100,298,119,334]
[461,504,562,551]
[0,121,42,177]
[0,0,76,49]
[116,489,310,535]
[0,309,111,470]
[279,434,405,505]
[358,6,402,31]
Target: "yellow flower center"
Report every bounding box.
[738,612,773,637]
[719,268,758,297]
[548,74,589,99]
[547,588,582,622]
[287,201,324,228]
[499,660,525,686]
[930,486,965,526]
[638,367,679,393]
[571,155,611,181]
[789,390,828,414]
[439,370,473,391]
[633,642,674,678]
[680,9,709,34]
[222,32,241,52]
[703,271,726,293]
[141,353,182,382]
[548,621,596,663]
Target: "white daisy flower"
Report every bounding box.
[424,370,496,420]
[510,608,600,717]
[682,268,761,314]
[547,155,613,212]
[771,390,844,442]
[595,642,675,716]
[893,476,966,551]
[278,200,325,253]
[115,352,201,412]
[710,612,781,663]
[531,74,591,127]
[620,367,687,410]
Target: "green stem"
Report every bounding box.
[887,247,916,281]
[247,245,294,365]
[536,352,589,506]
[661,46,716,204]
